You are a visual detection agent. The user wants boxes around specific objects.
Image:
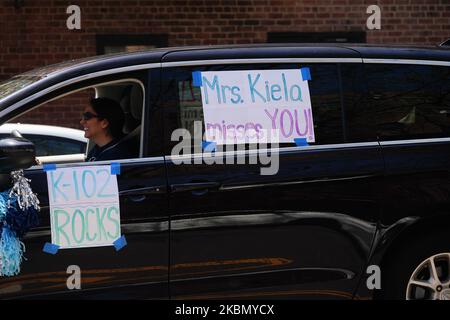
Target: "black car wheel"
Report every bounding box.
[380,231,450,300]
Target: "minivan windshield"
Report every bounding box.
[0,55,110,102]
[0,76,41,101]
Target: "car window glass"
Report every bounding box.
[162,63,344,154]
[340,63,374,142]
[5,89,92,160]
[364,64,450,140]
[0,133,85,156]
[5,80,144,162]
[25,135,86,156]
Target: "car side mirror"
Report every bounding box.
[0,131,36,174]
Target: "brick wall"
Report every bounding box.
[1,0,450,129]
[12,90,94,129]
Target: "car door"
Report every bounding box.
[362,61,450,240]
[0,68,169,299]
[161,57,383,299]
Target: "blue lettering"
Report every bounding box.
[271,84,282,101]
[290,85,302,101]
[248,73,266,103]
[96,207,108,241]
[72,170,80,200]
[53,209,71,246]
[85,208,97,242]
[49,171,68,202]
[221,85,232,104]
[81,170,96,198]
[265,81,271,102]
[230,86,241,104]
[203,75,220,104]
[72,209,85,244]
[106,207,121,239]
[282,73,289,102]
[97,169,114,198]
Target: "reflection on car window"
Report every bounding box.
[365,64,450,140]
[0,52,136,103]
[27,135,86,156]
[0,133,86,157]
[0,76,41,101]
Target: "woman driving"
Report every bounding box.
[81,97,135,161]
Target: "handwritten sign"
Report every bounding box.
[196,69,315,145]
[46,165,121,249]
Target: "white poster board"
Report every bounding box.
[196,69,315,145]
[46,165,121,249]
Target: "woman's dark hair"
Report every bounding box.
[90,97,125,139]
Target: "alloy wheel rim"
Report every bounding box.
[406,253,450,300]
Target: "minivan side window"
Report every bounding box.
[340,63,374,143]
[161,63,344,154]
[0,133,85,156]
[5,77,146,163]
[363,63,450,141]
[11,134,85,156]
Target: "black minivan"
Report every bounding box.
[1,44,450,300]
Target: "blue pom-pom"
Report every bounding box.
[0,226,25,277]
[4,193,39,238]
[0,191,8,222]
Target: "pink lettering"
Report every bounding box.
[294,109,309,136]
[280,109,294,138]
[264,108,279,129]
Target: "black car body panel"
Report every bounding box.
[166,146,381,299]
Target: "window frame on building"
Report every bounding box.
[96,34,169,55]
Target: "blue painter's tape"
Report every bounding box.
[294,138,309,146]
[301,67,311,81]
[43,164,56,172]
[111,162,121,175]
[43,242,59,255]
[113,235,127,252]
[192,71,202,87]
[202,141,217,152]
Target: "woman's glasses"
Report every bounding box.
[81,112,100,120]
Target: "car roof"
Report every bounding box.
[12,43,450,78]
[160,43,450,62]
[344,44,450,61]
[18,43,450,69]
[0,123,87,143]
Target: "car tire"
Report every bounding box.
[379,230,450,300]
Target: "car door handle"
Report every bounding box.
[120,186,166,202]
[170,181,221,195]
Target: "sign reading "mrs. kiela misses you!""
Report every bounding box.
[196,68,314,145]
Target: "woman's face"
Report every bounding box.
[80,105,108,142]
